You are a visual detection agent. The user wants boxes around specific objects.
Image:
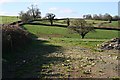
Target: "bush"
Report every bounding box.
[2,24,32,53]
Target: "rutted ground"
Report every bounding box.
[2,38,119,78]
[41,46,119,78]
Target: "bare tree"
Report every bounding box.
[68,19,94,39]
[27,5,41,20]
[45,13,55,25]
[19,4,41,22]
[19,11,33,23]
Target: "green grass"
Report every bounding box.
[49,38,106,49]
[23,24,79,38]
[23,24,119,39]
[33,19,119,28]
[102,21,118,27]
[85,20,119,28]
[23,24,67,34]
[31,19,119,29]
[85,19,107,24]
[33,20,67,26]
[85,19,108,27]
[86,29,119,39]
[0,16,20,24]
[33,20,50,24]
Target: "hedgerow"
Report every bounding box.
[2,24,32,53]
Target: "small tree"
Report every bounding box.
[68,19,94,39]
[45,13,55,25]
[19,11,33,23]
[67,18,70,26]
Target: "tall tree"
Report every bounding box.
[45,13,55,25]
[19,4,41,22]
[27,5,41,20]
[68,19,94,39]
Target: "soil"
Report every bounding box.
[2,38,119,78]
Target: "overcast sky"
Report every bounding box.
[0,0,119,18]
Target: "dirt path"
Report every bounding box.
[43,46,119,78]
[2,39,119,78]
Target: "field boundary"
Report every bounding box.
[5,20,120,31]
[26,22,120,31]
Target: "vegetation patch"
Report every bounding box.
[102,21,118,28]
[0,16,20,24]
[23,24,119,39]
[2,24,32,53]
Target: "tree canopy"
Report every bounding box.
[45,13,56,25]
[19,5,41,23]
[68,19,95,39]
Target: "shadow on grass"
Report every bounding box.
[2,39,66,79]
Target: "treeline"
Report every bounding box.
[19,4,119,25]
[83,13,120,21]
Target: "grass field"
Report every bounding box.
[85,19,107,24]
[0,16,119,28]
[32,19,119,28]
[23,24,119,39]
[0,16,20,24]
[32,20,67,26]
[102,21,118,27]
[23,24,119,50]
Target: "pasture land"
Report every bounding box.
[102,21,118,28]
[0,16,19,24]
[23,24,119,39]
[32,19,119,28]
[32,19,67,26]
[0,16,118,28]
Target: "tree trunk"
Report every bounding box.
[67,18,70,26]
[109,20,112,23]
[50,19,53,25]
[81,34,85,39]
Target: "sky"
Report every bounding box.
[0,0,119,18]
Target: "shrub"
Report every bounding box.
[2,24,32,53]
